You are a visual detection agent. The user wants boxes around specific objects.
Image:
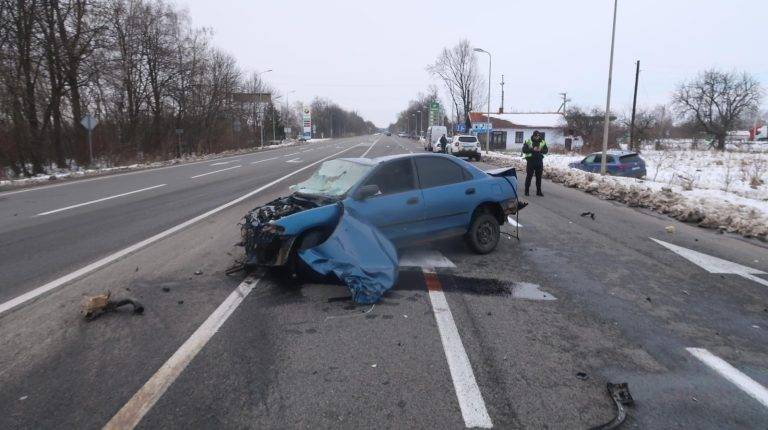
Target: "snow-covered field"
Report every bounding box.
[486,148,768,241]
[0,140,305,189]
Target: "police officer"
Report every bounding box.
[522,130,548,196]
[438,134,448,153]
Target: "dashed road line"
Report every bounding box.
[423,267,493,428]
[35,184,167,216]
[250,157,279,165]
[687,347,768,409]
[283,152,301,157]
[104,276,261,429]
[190,165,241,179]
[0,144,360,316]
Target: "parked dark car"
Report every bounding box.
[569,151,646,178]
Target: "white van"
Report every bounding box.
[424,126,448,152]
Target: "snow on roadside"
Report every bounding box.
[485,151,768,242]
[0,140,305,189]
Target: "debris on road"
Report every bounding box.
[590,382,634,430]
[81,292,144,320]
[665,225,676,234]
[576,372,589,380]
[580,211,596,220]
[194,269,203,275]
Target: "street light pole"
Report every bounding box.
[255,69,272,147]
[417,110,422,138]
[600,0,618,175]
[474,48,492,154]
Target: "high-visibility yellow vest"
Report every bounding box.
[522,139,547,158]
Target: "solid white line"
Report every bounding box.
[250,157,279,165]
[423,268,493,428]
[0,144,360,316]
[104,276,260,430]
[35,184,167,216]
[361,136,381,158]
[190,165,241,179]
[740,273,768,288]
[686,347,768,409]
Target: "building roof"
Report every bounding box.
[469,112,565,129]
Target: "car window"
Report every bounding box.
[361,158,416,195]
[593,154,602,163]
[415,157,467,189]
[607,156,617,163]
[458,136,477,143]
[620,154,641,163]
[583,155,596,163]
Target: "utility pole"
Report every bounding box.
[629,60,640,152]
[558,92,569,113]
[474,48,491,153]
[330,111,333,138]
[600,0,618,175]
[499,74,505,113]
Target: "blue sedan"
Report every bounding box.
[569,150,647,178]
[241,153,523,273]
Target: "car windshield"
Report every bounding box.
[458,136,477,143]
[290,159,372,197]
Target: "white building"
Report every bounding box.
[468,112,583,152]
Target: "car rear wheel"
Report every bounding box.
[466,212,500,254]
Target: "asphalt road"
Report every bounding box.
[1,134,767,429]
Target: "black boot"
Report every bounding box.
[536,190,543,196]
[525,190,530,196]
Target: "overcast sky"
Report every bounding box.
[180,0,767,127]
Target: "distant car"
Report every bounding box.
[569,151,646,178]
[241,153,524,277]
[385,132,392,136]
[447,135,481,161]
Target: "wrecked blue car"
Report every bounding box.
[240,153,524,303]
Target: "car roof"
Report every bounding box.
[588,150,638,156]
[372,152,460,163]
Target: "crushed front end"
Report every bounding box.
[240,195,324,267]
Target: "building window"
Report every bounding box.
[515,131,524,143]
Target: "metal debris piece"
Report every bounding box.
[580,211,596,220]
[225,263,245,275]
[665,225,675,234]
[590,382,634,430]
[576,372,589,380]
[194,270,203,275]
[81,292,144,320]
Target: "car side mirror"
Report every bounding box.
[354,184,380,200]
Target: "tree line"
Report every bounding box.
[0,0,376,178]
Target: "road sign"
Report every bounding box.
[428,101,440,127]
[302,107,312,138]
[455,124,466,133]
[80,114,98,131]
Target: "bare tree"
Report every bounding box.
[672,69,762,151]
[427,39,483,131]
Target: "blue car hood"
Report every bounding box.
[298,205,398,304]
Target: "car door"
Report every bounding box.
[345,158,425,242]
[414,156,481,236]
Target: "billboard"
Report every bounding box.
[301,106,312,139]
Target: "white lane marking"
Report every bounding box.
[210,160,238,166]
[651,238,767,287]
[189,165,241,179]
[506,216,523,228]
[361,136,382,158]
[283,152,301,157]
[399,249,456,268]
[423,268,493,428]
[34,184,167,217]
[250,156,279,165]
[686,347,768,409]
[301,149,313,153]
[285,158,302,163]
[0,147,306,197]
[104,276,261,429]
[0,144,360,316]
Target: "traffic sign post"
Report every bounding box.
[80,114,98,165]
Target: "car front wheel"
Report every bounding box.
[465,212,500,254]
